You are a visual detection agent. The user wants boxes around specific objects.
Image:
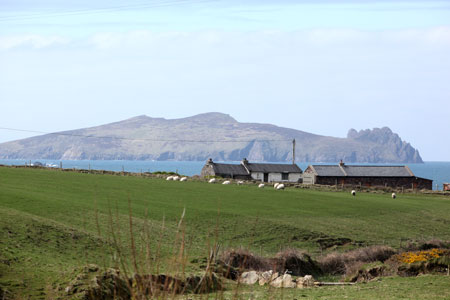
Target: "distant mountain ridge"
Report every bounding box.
[0,113,423,163]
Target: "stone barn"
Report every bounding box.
[302,161,432,190]
[200,158,303,183]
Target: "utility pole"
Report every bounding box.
[292,139,296,165]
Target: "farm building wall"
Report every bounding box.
[251,172,301,183]
[200,164,215,177]
[315,176,432,190]
[302,173,315,184]
[288,173,302,183]
[269,173,282,182]
[251,172,264,181]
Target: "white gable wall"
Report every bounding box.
[288,173,302,182]
[250,172,301,183]
[250,172,264,181]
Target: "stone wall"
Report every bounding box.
[200,164,215,177]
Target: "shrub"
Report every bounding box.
[319,245,396,275]
[220,248,269,271]
[394,248,446,264]
[272,248,323,276]
[405,239,450,251]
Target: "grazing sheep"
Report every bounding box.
[351,190,356,196]
[180,177,187,182]
[274,183,280,189]
[208,178,216,183]
[237,181,244,185]
[276,184,285,190]
[392,193,396,199]
[166,176,173,181]
[223,180,231,185]
[173,176,180,181]
[258,183,265,188]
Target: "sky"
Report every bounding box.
[0,0,449,161]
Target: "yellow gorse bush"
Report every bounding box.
[395,248,445,264]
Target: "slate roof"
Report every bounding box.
[210,162,302,175]
[245,163,302,173]
[212,163,249,176]
[309,165,415,177]
[310,165,344,177]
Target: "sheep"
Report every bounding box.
[173,176,180,181]
[258,183,265,188]
[166,176,173,181]
[208,178,216,183]
[180,177,187,182]
[237,181,244,185]
[276,184,285,190]
[392,193,396,199]
[351,190,356,196]
[223,180,231,185]
[274,183,280,189]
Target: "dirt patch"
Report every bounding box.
[315,237,353,249]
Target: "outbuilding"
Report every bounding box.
[200,158,303,183]
[302,161,432,190]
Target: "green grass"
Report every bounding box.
[1,166,450,299]
[228,275,450,300]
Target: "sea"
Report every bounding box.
[1,159,449,191]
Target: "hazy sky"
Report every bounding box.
[1,0,449,160]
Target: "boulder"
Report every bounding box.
[270,274,296,288]
[258,270,277,286]
[296,275,315,288]
[239,271,259,285]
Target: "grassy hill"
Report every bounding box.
[1,166,449,298]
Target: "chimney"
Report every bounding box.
[339,159,345,167]
[207,158,213,164]
[241,158,249,165]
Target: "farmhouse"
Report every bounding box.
[302,161,432,190]
[200,158,303,183]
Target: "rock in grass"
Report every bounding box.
[258,270,278,286]
[239,271,259,285]
[296,275,315,288]
[270,274,296,288]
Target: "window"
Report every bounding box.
[281,173,288,181]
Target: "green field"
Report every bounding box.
[1,166,449,299]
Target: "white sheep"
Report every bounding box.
[223,180,231,185]
[258,183,265,188]
[276,184,285,190]
[274,183,280,189]
[392,193,396,199]
[166,176,173,181]
[237,181,244,185]
[351,190,356,196]
[180,177,187,182]
[208,178,216,183]
[173,176,180,181]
